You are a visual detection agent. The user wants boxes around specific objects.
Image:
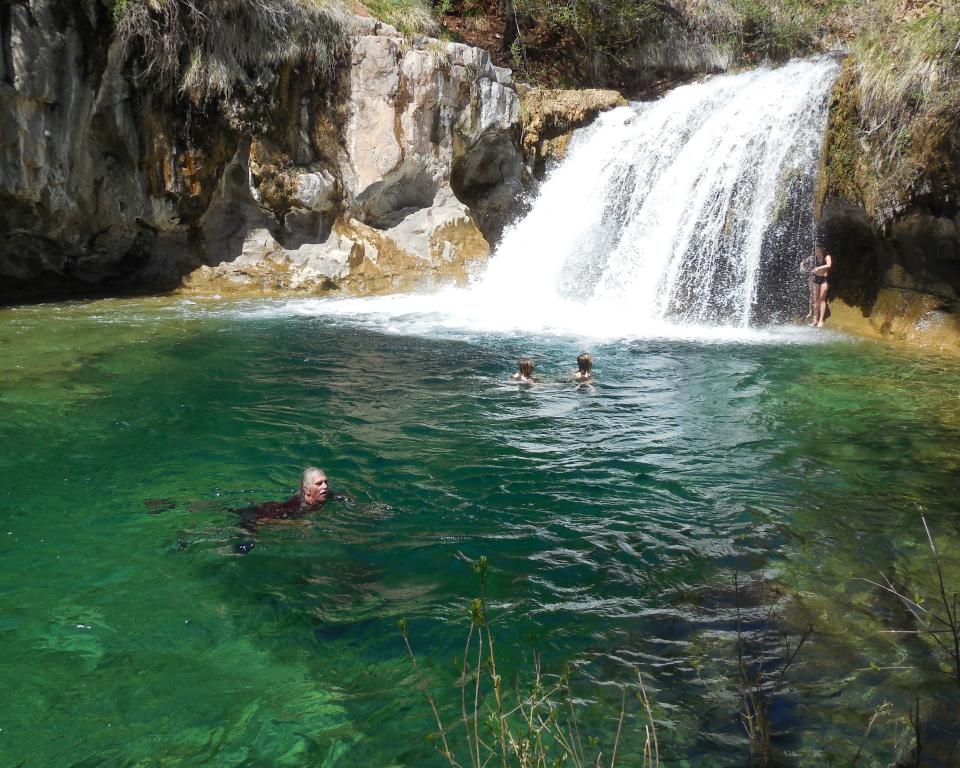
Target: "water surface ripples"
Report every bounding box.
[2,299,960,765]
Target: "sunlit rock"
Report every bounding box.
[0,2,519,301]
[519,87,627,176]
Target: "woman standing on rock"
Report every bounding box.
[811,244,832,328]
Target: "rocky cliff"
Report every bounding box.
[5,0,957,356]
[0,2,523,301]
[817,59,960,352]
[441,0,960,352]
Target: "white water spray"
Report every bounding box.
[477,57,839,328]
[263,58,840,341]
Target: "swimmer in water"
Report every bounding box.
[233,468,349,548]
[573,352,593,383]
[511,358,536,383]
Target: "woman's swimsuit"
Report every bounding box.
[813,255,830,286]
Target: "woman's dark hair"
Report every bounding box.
[518,358,534,377]
[577,352,592,373]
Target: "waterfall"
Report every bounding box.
[280,58,840,340]
[475,57,839,328]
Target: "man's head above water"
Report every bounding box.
[300,467,330,506]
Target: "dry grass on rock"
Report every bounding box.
[114,0,351,102]
[358,0,436,35]
[814,0,960,224]
[852,0,960,180]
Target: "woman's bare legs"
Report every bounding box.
[815,282,829,327]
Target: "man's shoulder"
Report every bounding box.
[253,494,302,518]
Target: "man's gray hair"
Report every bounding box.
[300,467,326,493]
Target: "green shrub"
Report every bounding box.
[111,0,134,24]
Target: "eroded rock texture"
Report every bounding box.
[0,4,522,301]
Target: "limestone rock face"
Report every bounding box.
[340,34,520,245]
[0,2,185,294]
[0,3,520,301]
[295,171,337,213]
[198,31,517,294]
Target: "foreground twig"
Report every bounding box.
[399,618,459,766]
[856,512,960,690]
[401,556,658,767]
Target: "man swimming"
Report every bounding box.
[300,467,333,507]
[235,467,348,537]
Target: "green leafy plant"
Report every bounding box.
[510,38,525,68]
[111,0,134,24]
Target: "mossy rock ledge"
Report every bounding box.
[817,60,960,355]
[518,87,627,177]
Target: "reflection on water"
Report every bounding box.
[1,298,959,766]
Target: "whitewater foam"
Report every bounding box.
[231,59,840,344]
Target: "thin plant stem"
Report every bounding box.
[568,690,585,765]
[401,629,460,767]
[637,670,659,768]
[850,703,890,768]
[609,689,626,767]
[922,514,960,687]
[483,621,509,767]
[462,621,478,768]
[474,632,483,768]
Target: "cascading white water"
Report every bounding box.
[274,58,840,341]
[476,57,839,328]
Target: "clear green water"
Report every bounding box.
[2,298,960,766]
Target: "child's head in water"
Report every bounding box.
[574,352,592,381]
[515,358,535,381]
